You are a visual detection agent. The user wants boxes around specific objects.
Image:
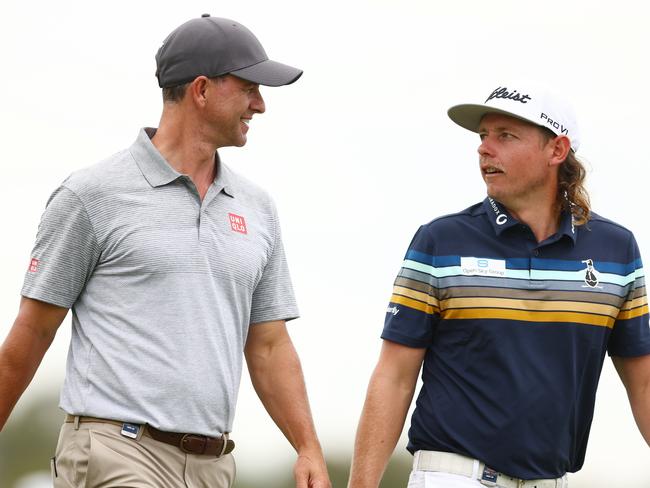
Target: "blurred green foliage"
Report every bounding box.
[0,392,63,487]
[1,392,411,488]
[232,454,412,488]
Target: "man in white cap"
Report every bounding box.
[0,14,330,488]
[348,83,650,487]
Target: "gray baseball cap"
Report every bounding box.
[155,14,303,88]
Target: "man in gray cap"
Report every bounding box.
[348,82,650,487]
[0,14,330,488]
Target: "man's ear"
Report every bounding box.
[188,76,210,108]
[549,135,571,167]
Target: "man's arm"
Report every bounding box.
[612,354,650,446]
[0,297,68,430]
[245,320,331,488]
[348,340,426,488]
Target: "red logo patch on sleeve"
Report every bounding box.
[228,213,248,234]
[28,258,39,273]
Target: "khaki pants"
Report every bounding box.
[51,420,236,488]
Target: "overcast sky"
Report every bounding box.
[1,0,649,485]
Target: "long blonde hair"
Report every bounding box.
[540,128,591,226]
[558,150,591,226]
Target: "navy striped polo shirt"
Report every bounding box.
[382,198,650,479]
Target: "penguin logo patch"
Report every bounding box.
[581,259,601,288]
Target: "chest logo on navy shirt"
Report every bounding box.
[581,259,601,288]
[461,257,506,277]
[228,213,248,234]
[386,306,399,316]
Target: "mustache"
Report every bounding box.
[479,158,505,172]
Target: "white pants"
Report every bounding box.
[407,470,483,488]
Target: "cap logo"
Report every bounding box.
[540,113,569,135]
[486,87,531,104]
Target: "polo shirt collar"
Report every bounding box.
[481,197,519,235]
[130,128,181,187]
[215,160,236,198]
[557,209,578,244]
[130,127,236,197]
[481,197,578,244]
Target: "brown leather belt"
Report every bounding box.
[65,415,235,457]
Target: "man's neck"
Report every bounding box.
[507,202,561,243]
[151,113,218,200]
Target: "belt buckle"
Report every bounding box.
[479,466,499,487]
[120,423,140,439]
[180,433,208,455]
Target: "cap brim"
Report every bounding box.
[447,104,540,133]
[230,59,303,87]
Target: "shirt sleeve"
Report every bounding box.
[249,202,299,324]
[21,185,101,308]
[381,225,440,348]
[608,233,650,357]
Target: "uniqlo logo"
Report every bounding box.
[228,213,247,234]
[28,258,39,273]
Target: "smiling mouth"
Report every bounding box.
[482,166,504,175]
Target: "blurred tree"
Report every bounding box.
[233,452,412,488]
[0,391,62,487]
[381,453,413,487]
[0,393,413,488]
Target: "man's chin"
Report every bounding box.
[224,137,247,148]
[486,188,499,200]
[486,189,509,206]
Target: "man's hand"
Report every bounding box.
[245,320,332,488]
[347,340,425,488]
[294,450,331,488]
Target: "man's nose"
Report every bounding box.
[251,88,266,114]
[477,137,494,157]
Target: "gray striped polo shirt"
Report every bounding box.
[22,128,299,436]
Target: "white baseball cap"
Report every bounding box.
[448,82,580,152]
